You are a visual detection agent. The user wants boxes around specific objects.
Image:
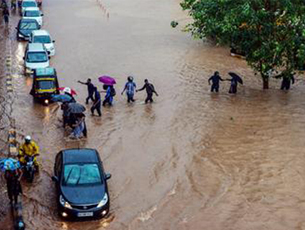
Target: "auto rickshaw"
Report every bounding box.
[30,67,59,105]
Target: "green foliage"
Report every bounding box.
[181,0,305,87]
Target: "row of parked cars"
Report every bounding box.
[16,0,57,105]
[16,0,112,220]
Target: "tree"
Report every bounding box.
[180,0,305,89]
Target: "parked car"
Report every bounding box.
[21,0,37,15]
[22,7,43,26]
[24,43,49,75]
[52,148,111,219]
[16,18,40,41]
[30,30,55,56]
[30,67,59,105]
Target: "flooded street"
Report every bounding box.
[1,0,305,229]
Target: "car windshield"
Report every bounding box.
[20,22,38,30]
[22,2,37,7]
[26,52,48,63]
[37,80,55,90]
[64,163,102,186]
[33,35,51,43]
[24,10,40,17]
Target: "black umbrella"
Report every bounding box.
[68,103,86,114]
[228,72,243,84]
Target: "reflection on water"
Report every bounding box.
[1,0,305,229]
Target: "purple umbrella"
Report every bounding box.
[98,75,116,86]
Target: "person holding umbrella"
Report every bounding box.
[0,158,23,204]
[136,79,159,103]
[91,87,102,116]
[77,78,95,104]
[98,75,116,106]
[121,76,136,103]
[227,72,243,94]
[102,85,116,106]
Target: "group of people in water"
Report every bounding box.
[60,76,159,139]
[78,76,159,117]
[208,71,242,94]
[208,71,296,93]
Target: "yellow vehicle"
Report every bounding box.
[30,68,59,105]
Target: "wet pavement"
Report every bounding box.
[1,0,305,229]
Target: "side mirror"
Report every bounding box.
[15,27,18,30]
[105,173,111,180]
[41,13,44,16]
[52,40,55,43]
[47,51,50,55]
[23,57,25,60]
[51,176,58,182]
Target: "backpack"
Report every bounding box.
[110,88,116,97]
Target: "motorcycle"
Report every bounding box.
[23,154,39,183]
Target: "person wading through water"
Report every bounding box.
[281,75,295,90]
[208,71,224,92]
[5,164,22,204]
[78,78,95,104]
[136,79,158,103]
[121,76,136,103]
[91,87,102,116]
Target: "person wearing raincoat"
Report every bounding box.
[18,136,40,170]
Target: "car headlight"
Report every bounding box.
[97,193,108,208]
[59,195,72,209]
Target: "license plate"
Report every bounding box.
[77,212,93,217]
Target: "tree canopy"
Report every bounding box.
[180,0,305,88]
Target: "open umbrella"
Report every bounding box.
[51,94,72,103]
[58,87,77,96]
[0,158,20,172]
[98,75,116,86]
[68,102,86,114]
[229,72,243,84]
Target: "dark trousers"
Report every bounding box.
[281,81,291,90]
[103,97,112,106]
[7,179,22,204]
[211,84,219,92]
[145,93,153,103]
[229,85,237,94]
[91,103,101,116]
[127,93,135,103]
[86,93,94,104]
[4,15,9,24]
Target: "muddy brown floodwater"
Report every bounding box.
[1,0,305,229]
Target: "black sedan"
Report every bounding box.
[16,19,40,41]
[52,148,111,219]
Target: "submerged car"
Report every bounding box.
[22,7,43,26]
[30,30,55,56]
[52,148,111,219]
[30,68,59,105]
[16,18,40,41]
[24,43,49,75]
